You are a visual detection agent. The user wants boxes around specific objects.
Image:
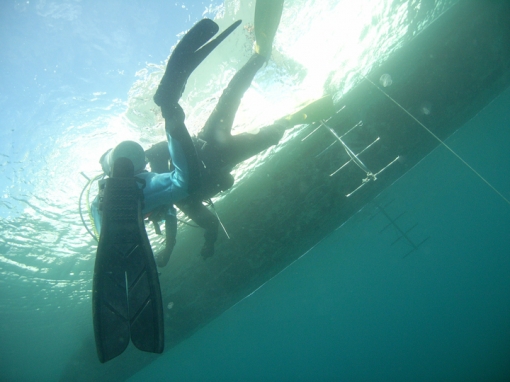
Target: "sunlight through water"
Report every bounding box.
[0,0,459,380]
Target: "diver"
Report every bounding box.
[90,18,243,363]
[146,0,335,265]
[90,7,335,362]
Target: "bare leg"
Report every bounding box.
[198,53,267,143]
[220,123,286,167]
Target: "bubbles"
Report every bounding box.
[379,73,393,87]
[420,101,432,115]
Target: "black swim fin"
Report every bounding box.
[92,157,164,363]
[154,18,242,108]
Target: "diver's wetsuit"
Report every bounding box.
[147,53,288,259]
[91,96,200,239]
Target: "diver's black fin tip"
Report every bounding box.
[191,18,243,67]
[154,17,238,107]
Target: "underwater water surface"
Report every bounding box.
[4,0,510,381]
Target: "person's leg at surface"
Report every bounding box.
[218,94,336,169]
[220,122,287,167]
[197,0,285,147]
[198,53,267,144]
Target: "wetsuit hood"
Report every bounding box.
[100,140,146,176]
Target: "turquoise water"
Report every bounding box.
[128,84,510,381]
[4,0,510,381]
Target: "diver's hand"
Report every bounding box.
[155,247,173,268]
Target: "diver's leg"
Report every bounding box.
[199,53,267,143]
[198,0,285,142]
[176,198,219,259]
[164,104,201,194]
[221,95,337,166]
[221,122,287,167]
